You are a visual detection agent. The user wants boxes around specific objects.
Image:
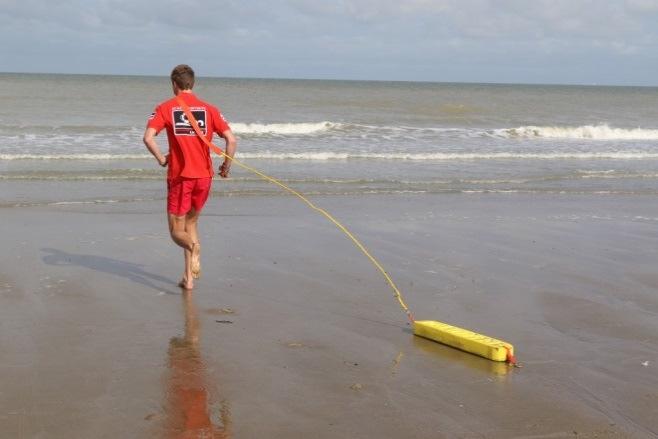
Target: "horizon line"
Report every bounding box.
[1,70,657,88]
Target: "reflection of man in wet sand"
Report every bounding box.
[165,291,231,438]
[143,64,237,290]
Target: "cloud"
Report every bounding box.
[0,0,657,84]
[626,0,658,11]
[288,0,656,40]
[3,0,657,44]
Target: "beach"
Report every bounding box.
[2,73,658,437]
[1,192,657,438]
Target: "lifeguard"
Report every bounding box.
[143,64,237,290]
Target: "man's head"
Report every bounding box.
[171,64,195,93]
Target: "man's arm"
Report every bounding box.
[218,130,237,178]
[143,127,168,167]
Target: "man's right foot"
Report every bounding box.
[191,242,201,279]
[178,278,194,290]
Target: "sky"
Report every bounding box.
[1,0,658,85]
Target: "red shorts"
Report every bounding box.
[167,177,212,216]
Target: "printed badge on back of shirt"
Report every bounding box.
[172,107,207,136]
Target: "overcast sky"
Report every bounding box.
[1,0,658,85]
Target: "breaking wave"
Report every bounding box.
[229,122,658,140]
[497,124,658,140]
[237,151,658,160]
[0,154,151,160]
[5,152,658,161]
[231,121,338,135]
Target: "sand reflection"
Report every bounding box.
[163,290,231,438]
[412,335,511,376]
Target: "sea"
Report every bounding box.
[2,72,658,207]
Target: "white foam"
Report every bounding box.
[231,121,338,135]
[237,151,658,160]
[0,154,150,160]
[4,151,658,162]
[50,200,120,205]
[579,171,658,179]
[239,152,350,160]
[498,124,658,140]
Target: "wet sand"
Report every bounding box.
[1,193,657,438]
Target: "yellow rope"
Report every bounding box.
[175,96,415,323]
[229,155,414,321]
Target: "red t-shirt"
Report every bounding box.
[147,92,231,180]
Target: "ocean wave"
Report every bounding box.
[5,151,658,161]
[3,122,657,142]
[576,170,658,179]
[231,122,658,140]
[231,121,338,135]
[237,151,658,160]
[0,124,141,133]
[497,124,658,140]
[0,154,151,160]
[0,175,162,181]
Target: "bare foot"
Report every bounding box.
[178,277,194,290]
[191,242,201,279]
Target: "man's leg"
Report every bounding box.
[185,209,201,278]
[168,213,195,289]
[187,177,211,279]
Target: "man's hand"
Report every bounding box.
[143,127,169,169]
[219,130,236,179]
[219,161,231,178]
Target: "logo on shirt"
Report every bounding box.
[173,108,207,136]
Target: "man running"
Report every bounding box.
[143,64,236,290]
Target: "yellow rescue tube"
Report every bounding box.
[413,320,515,363]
